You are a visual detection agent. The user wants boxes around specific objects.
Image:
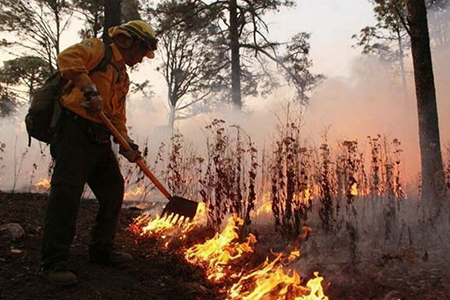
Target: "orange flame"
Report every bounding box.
[130,212,195,238]
[130,207,327,299]
[228,253,328,300]
[124,185,144,200]
[185,215,257,282]
[129,202,206,240]
[251,193,273,221]
[305,188,312,202]
[350,182,358,196]
[33,178,51,192]
[255,200,272,216]
[184,215,327,299]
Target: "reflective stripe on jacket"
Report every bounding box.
[57,38,131,140]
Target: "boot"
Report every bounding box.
[42,264,77,286]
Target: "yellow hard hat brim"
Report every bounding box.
[109,25,155,59]
[108,26,132,40]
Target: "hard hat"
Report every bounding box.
[108,20,157,58]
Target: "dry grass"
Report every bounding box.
[1,111,449,263]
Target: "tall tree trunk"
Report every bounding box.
[396,30,408,102]
[229,0,242,110]
[93,11,101,38]
[168,90,177,132]
[168,69,182,131]
[406,0,446,215]
[51,2,62,72]
[103,0,122,43]
[168,106,175,133]
[54,7,61,56]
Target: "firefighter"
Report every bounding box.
[40,20,158,286]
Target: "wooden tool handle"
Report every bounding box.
[98,111,172,200]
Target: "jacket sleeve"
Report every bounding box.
[57,38,104,90]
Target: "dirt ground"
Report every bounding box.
[1,192,450,300]
[0,192,219,300]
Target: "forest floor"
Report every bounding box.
[1,192,450,300]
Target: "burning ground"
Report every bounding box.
[2,95,450,299]
[2,191,450,299]
[2,116,450,299]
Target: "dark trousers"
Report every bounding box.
[40,113,124,269]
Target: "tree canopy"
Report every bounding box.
[0,56,50,117]
[149,0,322,119]
[150,0,227,128]
[206,0,322,108]
[0,0,323,119]
[0,56,50,96]
[0,0,73,71]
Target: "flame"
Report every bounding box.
[350,182,358,196]
[124,185,144,200]
[194,201,207,223]
[289,250,301,261]
[130,212,195,238]
[129,202,206,240]
[304,187,312,202]
[255,200,272,216]
[251,193,273,221]
[185,215,257,282]
[130,207,327,299]
[184,216,327,299]
[33,178,51,192]
[228,253,328,300]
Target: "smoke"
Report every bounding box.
[1,24,449,194]
[144,42,449,179]
[0,110,52,192]
[304,56,422,175]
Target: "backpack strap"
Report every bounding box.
[98,44,122,83]
[89,43,112,74]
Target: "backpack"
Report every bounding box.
[25,42,112,145]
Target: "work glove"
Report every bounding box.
[81,84,103,115]
[119,140,142,162]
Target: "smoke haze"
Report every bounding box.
[1,22,449,194]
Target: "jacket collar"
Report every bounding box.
[110,43,125,67]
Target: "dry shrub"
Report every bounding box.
[0,141,5,169]
[270,108,312,238]
[199,119,257,228]
[167,132,204,201]
[263,105,410,258]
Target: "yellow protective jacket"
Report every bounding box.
[57,38,131,141]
